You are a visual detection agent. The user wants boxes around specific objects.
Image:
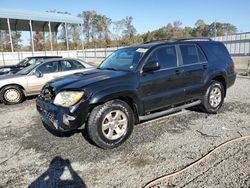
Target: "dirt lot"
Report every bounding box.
[0,77,250,188]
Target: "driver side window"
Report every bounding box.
[147,51,158,62]
[37,61,59,74]
[146,46,177,69]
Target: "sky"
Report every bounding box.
[0,0,250,34]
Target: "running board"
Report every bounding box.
[139,100,201,121]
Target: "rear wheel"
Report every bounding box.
[0,85,24,105]
[199,80,225,114]
[86,100,134,149]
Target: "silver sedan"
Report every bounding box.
[0,58,94,105]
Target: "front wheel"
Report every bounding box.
[0,85,24,105]
[199,80,225,114]
[86,100,134,149]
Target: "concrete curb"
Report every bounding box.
[237,75,250,79]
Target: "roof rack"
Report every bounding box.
[176,37,213,42]
[143,37,212,44]
[143,39,170,44]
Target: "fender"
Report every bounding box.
[89,84,144,115]
[202,68,228,97]
[203,67,227,87]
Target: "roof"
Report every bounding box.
[0,8,83,31]
[133,38,218,49]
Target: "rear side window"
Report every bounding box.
[180,45,199,65]
[148,46,177,69]
[61,60,85,71]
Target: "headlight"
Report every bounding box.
[0,68,10,72]
[54,91,84,107]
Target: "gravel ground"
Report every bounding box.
[0,77,249,188]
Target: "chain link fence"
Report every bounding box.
[1,33,250,67]
[212,32,250,56]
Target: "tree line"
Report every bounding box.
[0,10,238,52]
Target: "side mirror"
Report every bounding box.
[35,70,43,78]
[143,60,160,72]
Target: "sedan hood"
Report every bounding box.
[0,74,24,80]
[0,65,25,75]
[0,65,17,69]
[0,64,25,69]
[48,69,130,92]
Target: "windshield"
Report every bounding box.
[99,47,148,71]
[17,58,39,66]
[17,58,29,66]
[16,61,41,75]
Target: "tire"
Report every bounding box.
[86,100,134,149]
[0,85,24,105]
[199,80,225,114]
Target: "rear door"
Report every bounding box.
[139,45,185,112]
[178,44,208,100]
[27,61,60,94]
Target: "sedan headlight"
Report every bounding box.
[54,91,84,107]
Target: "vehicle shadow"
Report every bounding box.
[42,121,98,147]
[26,95,38,101]
[29,156,86,188]
[42,121,81,138]
[186,106,206,113]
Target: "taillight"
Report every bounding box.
[231,60,236,72]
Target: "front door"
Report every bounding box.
[139,45,185,113]
[27,61,60,95]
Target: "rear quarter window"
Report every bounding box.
[211,43,230,58]
[197,46,207,62]
[200,42,231,62]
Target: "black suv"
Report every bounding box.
[36,38,236,149]
[0,56,62,75]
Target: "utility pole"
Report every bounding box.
[214,20,217,38]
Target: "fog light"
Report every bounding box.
[63,114,76,125]
[52,120,59,129]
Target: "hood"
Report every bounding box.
[0,74,24,80]
[0,65,24,69]
[0,65,24,75]
[48,69,131,92]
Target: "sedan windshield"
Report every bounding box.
[17,58,38,66]
[99,47,148,71]
[17,58,29,66]
[16,61,41,75]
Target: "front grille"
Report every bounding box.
[45,111,55,122]
[41,85,55,102]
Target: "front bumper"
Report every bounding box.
[36,96,89,132]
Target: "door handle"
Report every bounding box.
[175,70,181,75]
[203,64,208,70]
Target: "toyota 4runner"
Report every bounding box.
[36,38,236,149]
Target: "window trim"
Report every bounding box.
[196,45,208,63]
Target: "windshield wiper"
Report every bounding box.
[101,67,119,71]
